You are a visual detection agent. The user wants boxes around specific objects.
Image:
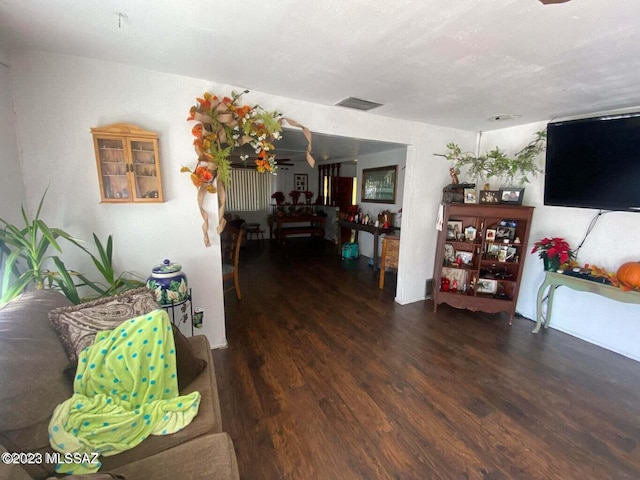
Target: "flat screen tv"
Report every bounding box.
[545,113,640,212]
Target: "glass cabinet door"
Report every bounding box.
[92,124,164,203]
[96,137,130,201]
[128,139,162,201]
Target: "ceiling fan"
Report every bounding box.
[539,0,570,4]
[230,158,295,169]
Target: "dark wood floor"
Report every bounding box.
[212,238,640,479]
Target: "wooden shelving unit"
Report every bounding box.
[432,203,534,324]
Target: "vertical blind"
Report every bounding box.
[226,168,272,211]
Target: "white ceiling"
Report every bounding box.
[3,0,640,160]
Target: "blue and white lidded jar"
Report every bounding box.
[146,259,189,306]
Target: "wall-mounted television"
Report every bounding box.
[545,113,640,212]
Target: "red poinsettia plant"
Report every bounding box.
[289,190,301,203]
[271,191,285,204]
[530,237,576,264]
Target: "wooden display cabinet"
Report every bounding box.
[91,124,164,203]
[432,203,534,324]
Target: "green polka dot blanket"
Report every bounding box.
[48,309,200,475]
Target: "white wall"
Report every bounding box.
[10,50,636,361]
[7,49,470,346]
[0,51,25,226]
[0,49,27,296]
[480,123,640,361]
[355,147,406,260]
[275,161,317,200]
[396,127,476,304]
[8,51,228,347]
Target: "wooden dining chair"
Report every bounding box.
[222,226,243,300]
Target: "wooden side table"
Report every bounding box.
[379,235,400,289]
[534,271,640,333]
[336,220,397,271]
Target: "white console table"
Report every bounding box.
[534,271,640,333]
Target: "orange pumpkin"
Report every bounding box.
[616,262,640,289]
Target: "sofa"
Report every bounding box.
[0,290,239,480]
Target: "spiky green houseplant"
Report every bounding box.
[0,192,79,303]
[0,192,143,305]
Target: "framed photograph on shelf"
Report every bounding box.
[464,188,477,204]
[455,251,473,265]
[441,267,468,287]
[495,226,516,242]
[446,220,463,240]
[485,228,496,242]
[485,243,501,259]
[294,174,308,192]
[499,187,524,205]
[479,190,500,204]
[444,243,456,264]
[464,225,477,242]
[476,279,497,294]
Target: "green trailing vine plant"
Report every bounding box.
[443,130,546,186]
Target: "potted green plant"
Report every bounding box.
[443,130,546,187]
[530,236,576,272]
[0,191,143,305]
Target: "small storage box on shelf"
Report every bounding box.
[91,123,164,203]
[432,203,534,324]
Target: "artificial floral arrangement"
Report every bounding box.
[289,190,301,204]
[443,130,546,186]
[271,191,285,205]
[531,237,576,266]
[182,90,314,246]
[303,190,314,203]
[586,262,640,291]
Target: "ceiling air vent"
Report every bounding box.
[335,97,383,112]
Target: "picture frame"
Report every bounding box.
[446,220,463,240]
[495,226,516,242]
[485,243,501,259]
[444,243,456,264]
[476,278,497,294]
[464,225,477,242]
[485,229,496,242]
[499,187,524,205]
[479,190,500,204]
[455,250,473,265]
[464,188,477,204]
[361,165,397,203]
[294,174,308,192]
[441,267,469,288]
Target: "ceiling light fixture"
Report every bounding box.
[335,97,383,112]
[487,114,522,122]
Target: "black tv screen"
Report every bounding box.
[545,113,640,212]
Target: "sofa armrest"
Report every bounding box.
[110,433,239,480]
